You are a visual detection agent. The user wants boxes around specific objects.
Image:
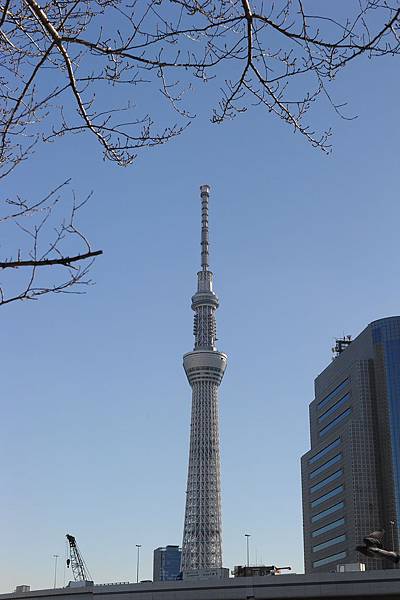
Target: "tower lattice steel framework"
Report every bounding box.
[181,185,227,573]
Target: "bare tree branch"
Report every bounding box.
[0,181,101,306]
[0,249,102,268]
[2,0,399,165]
[1,1,399,305]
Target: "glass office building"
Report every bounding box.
[153,546,182,581]
[301,317,400,573]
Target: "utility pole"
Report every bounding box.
[245,534,251,567]
[390,521,396,551]
[53,555,60,589]
[136,545,141,583]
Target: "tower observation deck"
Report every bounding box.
[181,185,227,574]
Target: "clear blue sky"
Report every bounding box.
[2,14,400,592]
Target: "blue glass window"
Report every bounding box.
[312,534,346,552]
[312,518,345,538]
[308,438,341,465]
[309,454,342,480]
[318,379,349,410]
[313,551,347,568]
[311,485,344,508]
[319,408,352,437]
[311,502,344,523]
[319,393,351,423]
[372,321,400,537]
[310,470,343,494]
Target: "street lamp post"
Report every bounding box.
[136,545,142,583]
[245,534,251,568]
[53,555,60,589]
[390,521,396,551]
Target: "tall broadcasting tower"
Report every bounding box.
[181,185,227,574]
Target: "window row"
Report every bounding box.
[311,517,345,538]
[310,470,343,494]
[312,534,346,553]
[311,501,344,523]
[311,485,344,508]
[318,393,351,423]
[309,454,342,480]
[308,438,341,465]
[313,551,347,568]
[319,408,352,437]
[318,378,349,410]
[186,366,221,372]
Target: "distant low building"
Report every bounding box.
[233,566,292,577]
[153,546,181,582]
[182,568,229,580]
[336,563,365,573]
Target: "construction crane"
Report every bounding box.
[66,534,92,582]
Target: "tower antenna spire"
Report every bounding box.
[200,184,210,271]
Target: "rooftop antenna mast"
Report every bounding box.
[332,335,352,358]
[66,534,92,582]
[200,184,210,271]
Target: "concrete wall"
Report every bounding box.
[3,571,400,600]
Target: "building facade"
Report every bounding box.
[301,316,400,573]
[153,546,181,582]
[181,186,227,575]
